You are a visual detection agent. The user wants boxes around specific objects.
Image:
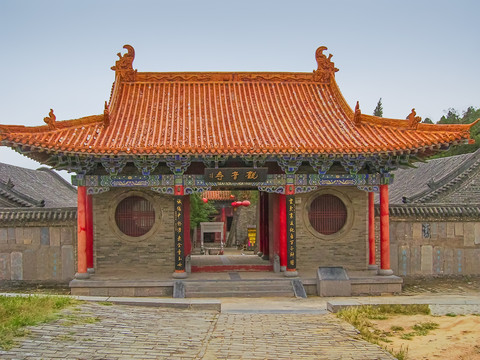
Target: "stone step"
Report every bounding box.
[184,280,295,298]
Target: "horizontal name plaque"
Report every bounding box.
[205,168,268,183]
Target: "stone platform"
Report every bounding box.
[70,262,403,297]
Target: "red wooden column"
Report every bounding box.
[75,186,89,279]
[279,194,287,271]
[368,192,377,270]
[379,184,393,275]
[85,193,94,273]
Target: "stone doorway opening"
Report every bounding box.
[189,190,271,272]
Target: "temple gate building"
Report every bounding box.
[0,45,476,296]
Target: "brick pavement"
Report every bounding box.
[0,302,394,360]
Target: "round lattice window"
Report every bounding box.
[115,196,156,237]
[308,194,347,235]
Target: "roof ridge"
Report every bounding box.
[407,150,480,203]
[0,179,45,207]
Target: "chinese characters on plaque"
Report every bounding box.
[205,168,268,183]
[286,195,296,269]
[174,196,184,271]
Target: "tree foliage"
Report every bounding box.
[189,193,218,229]
[431,106,480,158]
[373,98,383,117]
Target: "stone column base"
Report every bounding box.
[172,271,188,279]
[284,270,298,277]
[378,268,394,276]
[368,264,379,271]
[75,272,90,280]
[87,268,95,274]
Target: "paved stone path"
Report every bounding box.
[0,302,394,360]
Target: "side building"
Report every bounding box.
[384,149,480,276]
[0,163,77,282]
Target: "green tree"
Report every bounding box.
[431,106,480,158]
[422,117,434,124]
[189,193,217,229]
[373,98,383,117]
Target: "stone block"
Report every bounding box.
[61,245,75,280]
[50,228,61,247]
[390,244,398,274]
[15,228,24,244]
[455,222,464,237]
[444,248,454,274]
[475,223,480,245]
[317,267,351,297]
[464,249,477,275]
[438,223,447,239]
[40,227,50,246]
[7,228,16,243]
[36,247,61,280]
[31,227,41,245]
[61,227,73,245]
[0,228,8,244]
[108,287,135,297]
[430,222,438,240]
[421,245,433,274]
[446,223,455,239]
[398,246,409,277]
[412,223,422,240]
[433,247,444,275]
[11,252,23,280]
[22,249,37,280]
[454,249,464,274]
[464,223,475,246]
[410,246,421,275]
[0,253,11,280]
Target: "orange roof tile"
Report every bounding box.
[0,46,476,157]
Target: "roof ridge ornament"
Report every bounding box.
[407,108,422,129]
[43,109,56,129]
[313,46,339,83]
[111,44,137,82]
[353,101,362,125]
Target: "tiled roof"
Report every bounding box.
[376,204,480,219]
[389,149,480,204]
[0,207,76,224]
[0,46,476,157]
[0,163,77,208]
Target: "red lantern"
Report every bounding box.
[230,194,235,199]
[242,200,251,207]
[202,197,208,203]
[231,201,239,207]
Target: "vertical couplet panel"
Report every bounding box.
[286,195,296,271]
[174,196,185,272]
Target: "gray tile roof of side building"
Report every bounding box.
[389,148,480,205]
[0,162,77,208]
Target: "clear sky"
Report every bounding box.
[1,0,479,180]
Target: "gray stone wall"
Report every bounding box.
[93,188,174,275]
[235,204,257,247]
[0,223,76,281]
[379,218,480,276]
[296,187,368,272]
